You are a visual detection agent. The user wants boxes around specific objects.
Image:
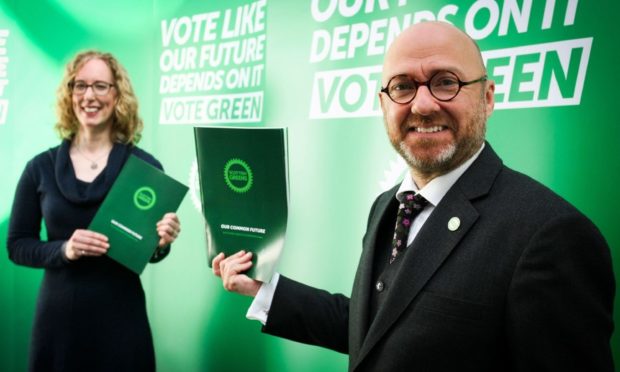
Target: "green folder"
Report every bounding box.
[194,126,288,282]
[89,155,188,274]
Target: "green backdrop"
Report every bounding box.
[1,1,618,371]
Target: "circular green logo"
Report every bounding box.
[224,158,253,193]
[133,186,157,210]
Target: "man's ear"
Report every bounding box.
[378,91,387,115]
[484,79,495,118]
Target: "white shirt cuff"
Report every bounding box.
[246,272,280,325]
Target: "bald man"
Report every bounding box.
[213,22,614,371]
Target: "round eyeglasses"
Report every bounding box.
[69,80,115,96]
[380,71,487,104]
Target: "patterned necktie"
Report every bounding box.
[390,192,429,264]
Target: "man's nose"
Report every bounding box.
[411,86,440,116]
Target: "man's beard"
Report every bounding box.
[398,139,457,175]
[392,99,487,176]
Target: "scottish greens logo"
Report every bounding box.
[133,186,157,210]
[224,158,253,193]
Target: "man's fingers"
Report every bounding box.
[212,253,225,276]
[212,251,257,295]
[220,252,252,273]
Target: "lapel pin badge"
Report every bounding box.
[448,217,460,231]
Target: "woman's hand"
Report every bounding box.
[156,212,181,248]
[65,229,109,260]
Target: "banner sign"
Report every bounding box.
[308,0,588,118]
[158,0,267,125]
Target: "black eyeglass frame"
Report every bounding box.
[68,80,116,96]
[380,71,487,104]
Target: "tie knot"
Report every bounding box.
[400,192,428,211]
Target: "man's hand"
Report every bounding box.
[212,251,263,297]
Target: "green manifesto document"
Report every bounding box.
[89,155,188,274]
[194,127,288,282]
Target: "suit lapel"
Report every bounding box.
[351,144,503,370]
[349,186,399,363]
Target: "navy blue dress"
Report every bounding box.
[7,140,170,372]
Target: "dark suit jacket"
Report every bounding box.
[264,144,615,372]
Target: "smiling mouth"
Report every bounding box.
[83,107,100,113]
[409,126,446,133]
